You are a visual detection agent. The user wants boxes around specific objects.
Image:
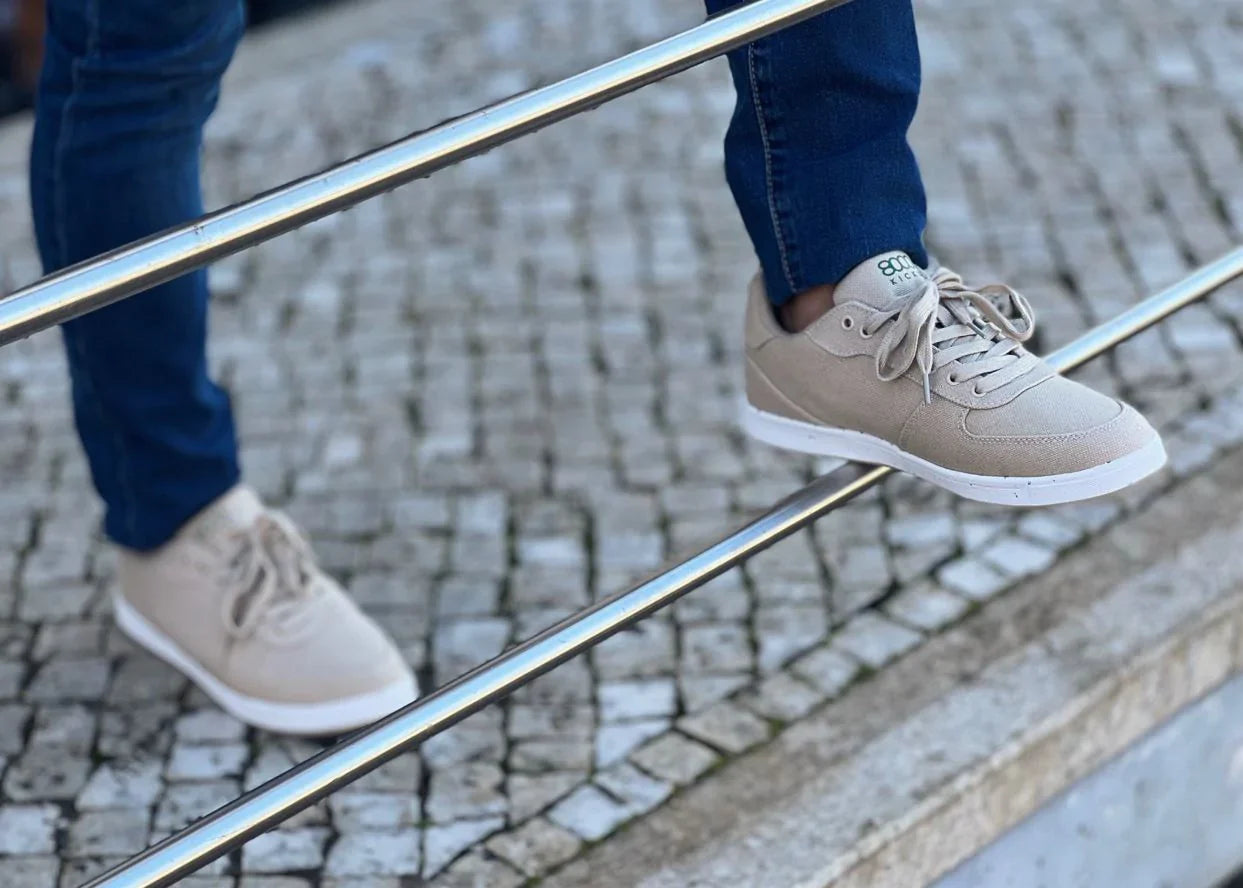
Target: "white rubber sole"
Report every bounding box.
[741,401,1168,507]
[112,594,419,736]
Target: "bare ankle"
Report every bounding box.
[779,283,836,333]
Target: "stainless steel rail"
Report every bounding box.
[82,247,1243,888]
[0,0,852,346]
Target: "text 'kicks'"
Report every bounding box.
[113,486,418,735]
[742,251,1166,506]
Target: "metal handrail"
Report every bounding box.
[0,0,852,346]
[82,248,1243,888]
[0,0,1233,884]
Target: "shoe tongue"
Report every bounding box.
[834,251,930,310]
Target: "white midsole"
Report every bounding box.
[112,594,418,736]
[740,401,1167,507]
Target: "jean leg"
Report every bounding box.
[706,0,928,305]
[30,0,245,550]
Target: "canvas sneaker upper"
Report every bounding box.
[114,486,418,735]
[744,251,1162,485]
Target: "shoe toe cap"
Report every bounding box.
[234,594,417,705]
[964,396,1161,477]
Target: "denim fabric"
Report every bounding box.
[29,0,928,549]
[705,0,929,305]
[30,0,245,550]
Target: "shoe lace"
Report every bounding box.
[220,512,324,639]
[862,267,1036,404]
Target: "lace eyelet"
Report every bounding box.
[841,317,854,330]
[972,385,985,396]
[859,327,873,339]
[946,373,959,385]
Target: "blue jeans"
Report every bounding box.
[705,0,928,305]
[30,0,926,550]
[31,0,244,550]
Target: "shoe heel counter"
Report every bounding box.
[745,356,817,423]
[745,272,782,351]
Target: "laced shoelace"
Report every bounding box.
[862,267,1036,404]
[220,512,324,640]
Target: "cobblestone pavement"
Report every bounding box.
[0,0,1242,884]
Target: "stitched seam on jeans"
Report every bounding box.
[54,0,143,545]
[746,43,796,294]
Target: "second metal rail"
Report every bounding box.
[83,246,1243,887]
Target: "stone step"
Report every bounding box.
[543,443,1243,888]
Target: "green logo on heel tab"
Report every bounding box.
[878,254,924,285]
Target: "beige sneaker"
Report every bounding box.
[112,486,418,735]
[742,251,1166,506]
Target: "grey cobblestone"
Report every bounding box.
[434,850,525,888]
[423,816,506,877]
[595,718,670,768]
[978,535,1059,579]
[0,702,29,754]
[629,732,721,786]
[594,762,674,815]
[0,803,59,854]
[789,645,862,698]
[677,701,772,755]
[67,808,151,857]
[3,858,60,887]
[486,816,582,877]
[25,657,110,701]
[0,0,1237,878]
[678,672,751,713]
[77,759,163,810]
[547,785,633,842]
[175,708,247,743]
[755,605,829,673]
[937,557,1012,602]
[324,829,422,878]
[598,678,676,722]
[737,672,824,722]
[242,828,329,873]
[166,743,250,781]
[831,613,923,670]
[156,781,241,832]
[511,736,593,773]
[31,703,95,752]
[883,582,971,632]
[507,772,583,822]
[3,749,91,801]
[329,793,417,832]
[426,763,507,823]
[1015,512,1085,551]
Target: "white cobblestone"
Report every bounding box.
[486,816,582,877]
[242,828,329,873]
[547,785,633,841]
[883,582,971,632]
[677,701,772,755]
[937,557,1012,602]
[423,816,506,877]
[790,645,862,698]
[595,718,670,768]
[0,803,59,854]
[831,613,923,670]
[77,759,163,810]
[978,535,1059,579]
[324,829,422,878]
